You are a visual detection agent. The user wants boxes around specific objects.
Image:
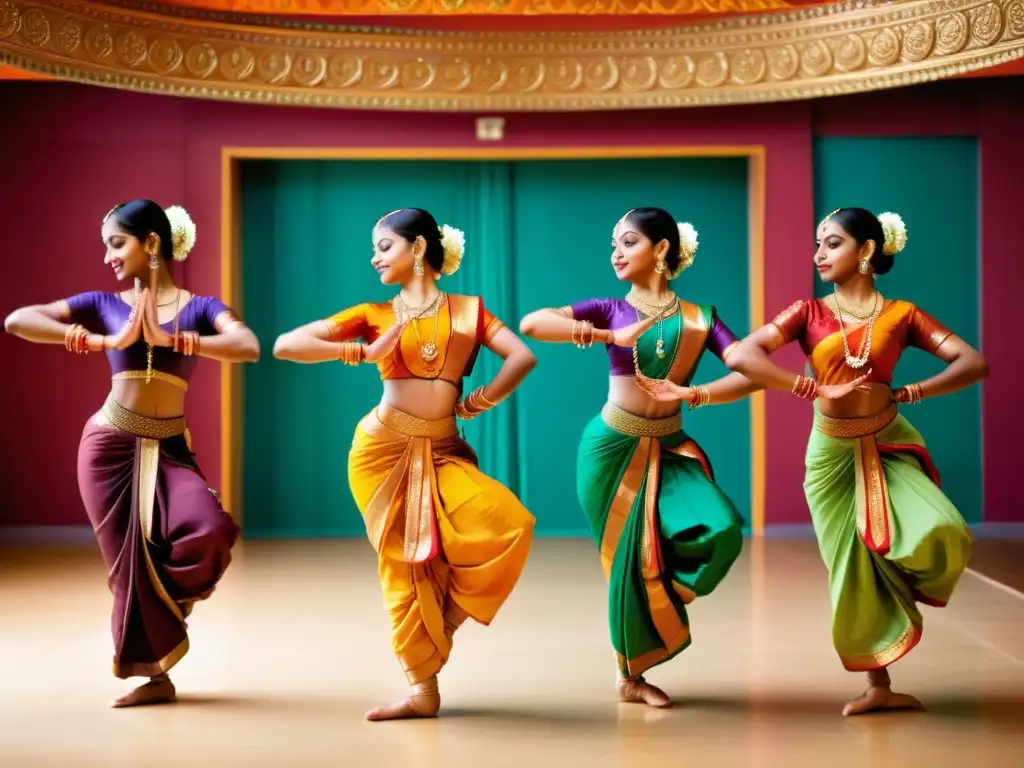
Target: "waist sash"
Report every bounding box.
[361,404,458,565]
[100,395,187,440]
[814,403,899,556]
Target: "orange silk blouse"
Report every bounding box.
[323,294,505,385]
[771,298,953,386]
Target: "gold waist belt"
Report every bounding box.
[601,403,681,438]
[815,403,897,439]
[112,370,189,390]
[101,395,187,440]
[375,403,458,440]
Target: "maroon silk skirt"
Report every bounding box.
[77,399,238,679]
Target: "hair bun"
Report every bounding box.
[438,224,465,276]
[670,221,699,279]
[164,205,197,261]
[876,212,907,256]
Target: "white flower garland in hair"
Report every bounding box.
[876,212,908,256]
[669,221,699,279]
[438,224,465,276]
[164,205,197,262]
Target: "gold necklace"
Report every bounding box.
[393,292,444,365]
[832,290,876,321]
[626,290,677,359]
[834,289,881,369]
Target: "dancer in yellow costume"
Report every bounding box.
[274,208,536,721]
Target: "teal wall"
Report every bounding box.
[240,157,750,538]
[812,136,981,524]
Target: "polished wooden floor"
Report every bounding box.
[2,538,1023,767]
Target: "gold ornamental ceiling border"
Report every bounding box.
[1,0,1023,111]
[130,0,802,15]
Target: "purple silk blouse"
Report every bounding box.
[66,291,229,381]
[570,297,739,376]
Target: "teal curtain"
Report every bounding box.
[241,157,751,538]
[813,136,981,524]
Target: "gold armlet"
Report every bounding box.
[720,341,739,363]
[338,342,364,366]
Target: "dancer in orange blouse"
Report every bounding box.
[273,208,536,721]
[726,207,987,715]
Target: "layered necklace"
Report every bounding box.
[625,289,678,360]
[625,289,678,398]
[832,288,882,369]
[392,291,445,364]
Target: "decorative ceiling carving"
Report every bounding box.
[1,0,1022,111]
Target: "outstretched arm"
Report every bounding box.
[272,318,351,363]
[5,300,90,345]
[519,306,614,344]
[273,307,407,365]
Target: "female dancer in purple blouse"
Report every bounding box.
[520,207,758,707]
[4,199,260,707]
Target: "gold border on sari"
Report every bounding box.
[601,403,680,438]
[440,295,481,384]
[841,622,921,672]
[361,404,457,564]
[664,301,711,385]
[815,405,897,555]
[101,395,187,439]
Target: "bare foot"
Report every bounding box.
[842,685,924,716]
[618,677,673,708]
[365,692,441,722]
[111,677,176,708]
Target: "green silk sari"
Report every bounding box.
[576,302,744,678]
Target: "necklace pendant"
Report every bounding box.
[420,342,439,364]
[655,339,666,359]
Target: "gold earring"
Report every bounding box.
[655,258,667,275]
[413,256,425,276]
[858,260,871,275]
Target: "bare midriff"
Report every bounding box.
[816,382,894,420]
[607,375,683,420]
[110,379,187,419]
[381,379,461,422]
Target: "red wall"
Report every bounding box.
[0,78,1020,529]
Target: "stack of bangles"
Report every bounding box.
[791,374,818,401]
[688,385,711,411]
[571,320,595,349]
[64,324,92,354]
[173,331,201,356]
[456,386,499,421]
[338,341,365,366]
[896,383,923,404]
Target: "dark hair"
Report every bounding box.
[378,208,445,274]
[624,207,683,275]
[826,207,895,275]
[104,199,174,262]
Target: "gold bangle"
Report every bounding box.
[338,342,363,366]
[792,374,817,401]
[688,385,711,411]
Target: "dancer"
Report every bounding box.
[519,207,759,707]
[4,199,260,707]
[725,207,984,715]
[273,207,536,721]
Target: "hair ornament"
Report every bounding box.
[438,224,465,276]
[876,212,907,256]
[670,221,699,279]
[164,205,197,262]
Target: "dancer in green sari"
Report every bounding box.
[726,208,987,715]
[521,208,759,707]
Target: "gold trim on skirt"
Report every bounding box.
[375,402,458,440]
[601,403,681,438]
[100,395,187,440]
[815,403,898,440]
